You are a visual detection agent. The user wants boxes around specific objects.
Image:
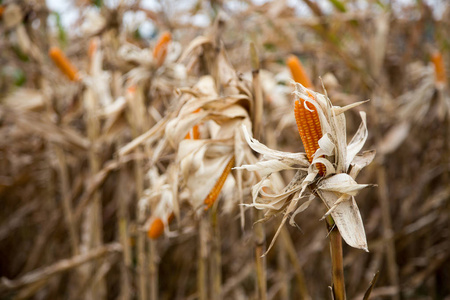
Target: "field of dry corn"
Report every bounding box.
[1,0,449,299]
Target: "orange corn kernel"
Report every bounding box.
[204,156,235,210]
[184,108,202,140]
[431,51,447,85]
[148,218,164,239]
[287,55,313,88]
[147,213,174,239]
[184,125,200,140]
[88,38,98,59]
[294,97,325,175]
[48,47,80,81]
[153,31,171,67]
[127,85,137,95]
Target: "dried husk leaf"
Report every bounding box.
[178,139,234,209]
[317,191,368,251]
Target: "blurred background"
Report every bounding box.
[0,0,449,299]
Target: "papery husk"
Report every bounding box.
[316,173,375,251]
[178,134,234,210]
[166,76,251,147]
[237,125,310,176]
[142,166,177,237]
[317,191,368,251]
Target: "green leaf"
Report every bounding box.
[329,0,347,12]
[53,12,67,47]
[93,0,102,8]
[13,69,26,86]
[263,42,276,52]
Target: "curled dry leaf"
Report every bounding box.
[163,41,254,215]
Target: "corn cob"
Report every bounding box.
[147,213,175,239]
[288,55,325,175]
[286,55,313,88]
[294,98,325,175]
[431,50,447,85]
[153,31,171,67]
[48,46,80,81]
[204,156,235,209]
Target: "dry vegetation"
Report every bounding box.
[0,0,449,299]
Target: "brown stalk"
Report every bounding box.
[55,147,79,256]
[149,239,159,300]
[115,160,132,300]
[83,80,106,300]
[369,79,400,299]
[137,196,148,300]
[198,215,209,300]
[280,227,310,300]
[326,216,346,300]
[113,71,132,300]
[376,166,400,300]
[250,42,267,300]
[126,86,150,300]
[40,77,80,271]
[210,202,222,300]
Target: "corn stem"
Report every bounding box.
[198,216,208,300]
[149,239,158,300]
[116,165,131,300]
[250,42,267,300]
[326,216,346,300]
[210,203,222,300]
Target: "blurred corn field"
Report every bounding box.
[1,0,449,299]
